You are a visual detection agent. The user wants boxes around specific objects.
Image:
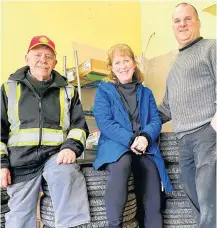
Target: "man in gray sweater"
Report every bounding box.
[158,3,216,228]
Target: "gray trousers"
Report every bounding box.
[177,123,216,228]
[5,154,90,228]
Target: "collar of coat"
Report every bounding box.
[8,66,68,88]
[99,81,143,97]
[99,81,144,118]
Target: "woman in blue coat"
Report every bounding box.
[93,44,173,228]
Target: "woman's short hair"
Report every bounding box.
[106,44,144,83]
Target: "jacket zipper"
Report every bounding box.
[37,86,60,147]
[37,86,55,148]
[38,98,42,148]
[17,80,41,162]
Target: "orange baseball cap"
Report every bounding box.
[27,35,56,54]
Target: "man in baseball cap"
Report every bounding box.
[24,35,58,81]
[0,35,90,227]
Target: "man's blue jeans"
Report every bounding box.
[5,153,90,228]
[177,123,216,228]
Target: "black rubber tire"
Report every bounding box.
[42,217,139,228]
[165,165,180,181]
[41,206,136,222]
[41,203,136,218]
[42,167,134,198]
[164,199,191,209]
[160,140,178,148]
[159,145,179,151]
[161,150,179,157]
[163,198,197,225]
[43,180,134,198]
[41,214,138,228]
[1,204,10,214]
[163,208,194,217]
[1,188,9,204]
[159,132,179,165]
[40,193,137,228]
[0,203,9,228]
[160,132,177,142]
[165,181,187,199]
[41,193,136,211]
[164,218,196,225]
[163,156,179,164]
[164,225,197,228]
[41,133,198,228]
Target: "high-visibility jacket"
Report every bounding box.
[1,66,89,183]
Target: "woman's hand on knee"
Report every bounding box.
[130,136,148,154]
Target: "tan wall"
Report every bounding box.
[81,88,96,111]
[143,51,178,132]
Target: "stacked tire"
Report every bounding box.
[1,188,10,228]
[40,164,138,228]
[159,132,197,228]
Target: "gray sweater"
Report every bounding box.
[158,38,216,139]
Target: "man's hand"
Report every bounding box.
[211,112,217,132]
[56,148,77,165]
[130,136,148,155]
[0,168,11,188]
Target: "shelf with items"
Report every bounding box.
[85,115,95,120]
[77,149,97,165]
[66,58,109,88]
[80,80,102,88]
[84,110,94,117]
[71,73,107,88]
[64,54,105,160]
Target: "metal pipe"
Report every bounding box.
[141,32,155,82]
[143,32,155,57]
[73,49,84,159]
[63,56,67,77]
[73,49,82,102]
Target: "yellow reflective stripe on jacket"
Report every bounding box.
[0,142,8,155]
[67,128,86,147]
[6,81,21,132]
[5,81,74,148]
[59,88,65,129]
[59,85,75,131]
[8,128,66,147]
[15,84,21,126]
[4,83,9,97]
